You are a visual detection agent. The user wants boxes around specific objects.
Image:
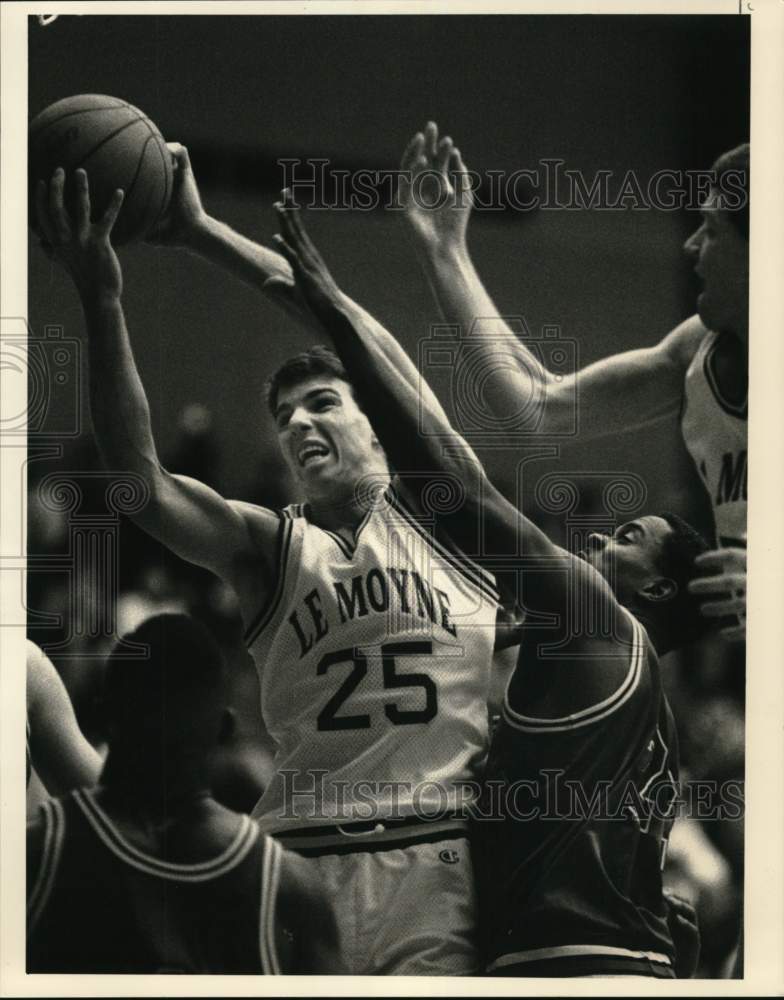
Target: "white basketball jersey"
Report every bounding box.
[245,487,499,834]
[681,330,747,547]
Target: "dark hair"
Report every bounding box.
[711,143,749,240]
[265,345,350,417]
[103,614,226,742]
[655,513,711,647]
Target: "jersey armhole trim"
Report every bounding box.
[73,789,259,881]
[259,835,283,975]
[703,333,748,419]
[244,513,294,648]
[27,797,65,932]
[502,615,644,733]
[387,490,500,604]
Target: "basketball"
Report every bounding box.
[29,95,173,245]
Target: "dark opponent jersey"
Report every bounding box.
[476,615,680,977]
[27,788,284,974]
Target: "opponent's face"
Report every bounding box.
[577,516,675,608]
[683,189,748,339]
[274,375,385,501]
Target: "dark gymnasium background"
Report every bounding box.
[27,14,749,977]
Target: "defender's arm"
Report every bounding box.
[273,200,615,609]
[152,146,451,423]
[401,123,705,439]
[277,201,639,710]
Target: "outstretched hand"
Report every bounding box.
[36,168,124,303]
[688,546,747,642]
[399,121,473,251]
[271,191,346,322]
[145,142,208,247]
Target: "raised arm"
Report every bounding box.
[400,122,706,439]
[275,203,641,716]
[36,169,277,594]
[148,145,308,324]
[149,146,451,424]
[272,200,625,619]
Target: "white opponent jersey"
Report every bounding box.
[681,330,747,547]
[246,487,500,834]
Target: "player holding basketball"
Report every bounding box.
[398,125,748,643]
[27,614,341,974]
[36,165,499,975]
[273,198,705,978]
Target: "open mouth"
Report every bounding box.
[297,442,330,468]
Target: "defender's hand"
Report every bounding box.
[399,121,473,251]
[146,143,208,247]
[36,168,124,302]
[271,191,346,321]
[688,546,747,642]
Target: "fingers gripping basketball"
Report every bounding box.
[29,94,173,245]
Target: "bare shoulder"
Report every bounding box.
[26,640,57,710]
[227,499,282,550]
[26,638,46,673]
[511,598,644,719]
[659,314,710,367]
[223,501,288,627]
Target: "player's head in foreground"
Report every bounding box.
[100,614,231,803]
[683,142,749,340]
[267,345,391,508]
[578,513,710,653]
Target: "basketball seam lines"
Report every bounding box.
[32,105,168,232]
[129,113,171,229]
[122,133,157,211]
[152,129,172,232]
[72,115,148,173]
[30,101,132,133]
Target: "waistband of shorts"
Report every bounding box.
[486,945,675,978]
[276,814,470,856]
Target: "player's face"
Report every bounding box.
[683,189,748,339]
[274,375,385,501]
[578,516,674,607]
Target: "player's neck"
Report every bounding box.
[307,473,391,534]
[100,751,214,816]
[627,606,668,655]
